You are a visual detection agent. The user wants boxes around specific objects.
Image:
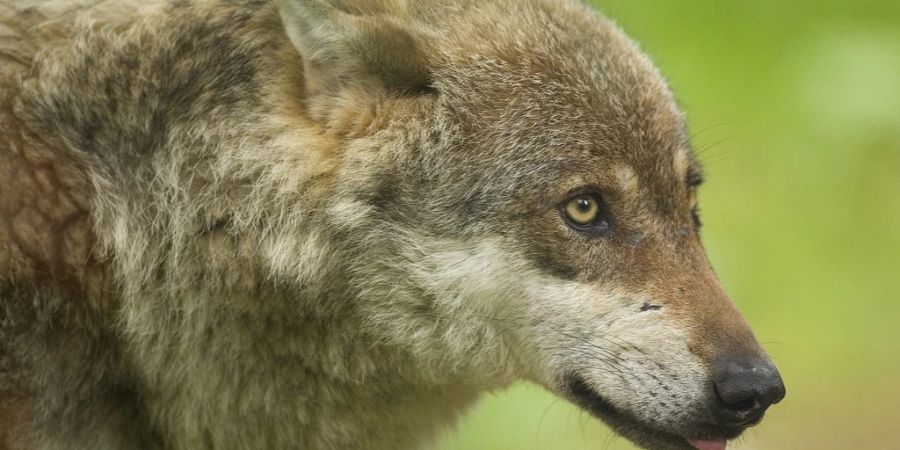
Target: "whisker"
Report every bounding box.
[536,397,560,447]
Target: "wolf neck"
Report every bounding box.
[124,281,483,449]
[10,2,499,448]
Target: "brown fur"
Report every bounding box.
[0,394,29,450]
[0,1,781,449]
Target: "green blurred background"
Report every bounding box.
[441,0,900,449]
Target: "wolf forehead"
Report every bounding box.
[390,1,698,207]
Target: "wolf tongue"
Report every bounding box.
[687,438,727,450]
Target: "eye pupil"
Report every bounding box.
[576,199,591,211]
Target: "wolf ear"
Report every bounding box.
[277,0,435,96]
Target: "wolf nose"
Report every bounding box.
[711,358,785,426]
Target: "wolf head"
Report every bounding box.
[277,0,785,448]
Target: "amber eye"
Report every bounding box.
[563,193,612,231]
[565,196,599,225]
[561,193,611,236]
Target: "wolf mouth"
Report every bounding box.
[564,374,742,450]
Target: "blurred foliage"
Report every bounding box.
[440,0,900,449]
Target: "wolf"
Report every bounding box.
[0,0,785,449]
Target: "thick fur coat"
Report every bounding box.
[0,1,783,449]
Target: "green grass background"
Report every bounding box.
[440,1,900,448]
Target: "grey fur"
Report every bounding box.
[0,1,780,449]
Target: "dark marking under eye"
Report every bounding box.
[640,303,663,312]
[528,251,579,280]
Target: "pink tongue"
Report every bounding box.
[687,438,727,450]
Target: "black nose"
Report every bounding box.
[711,358,786,426]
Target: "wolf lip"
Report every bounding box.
[687,438,727,450]
[565,374,740,450]
[565,374,681,447]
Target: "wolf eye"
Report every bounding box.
[565,196,598,224]
[562,194,610,233]
[691,207,703,228]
